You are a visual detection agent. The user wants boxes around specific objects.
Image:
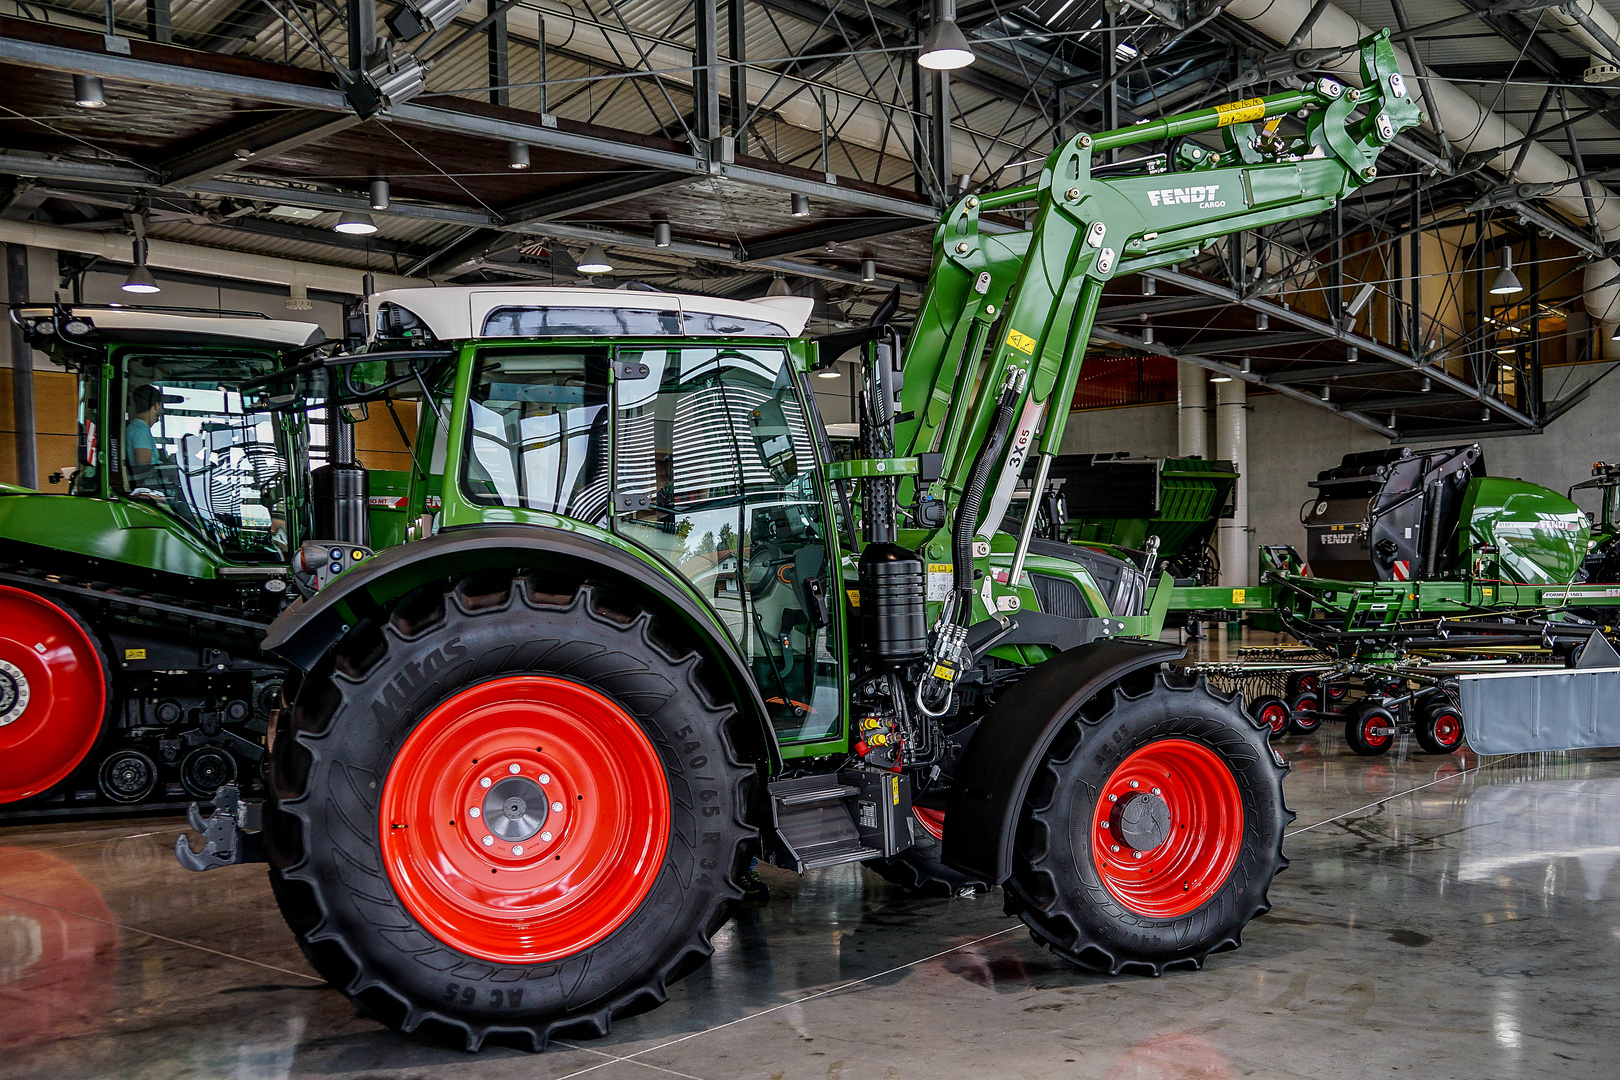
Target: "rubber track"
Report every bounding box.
[1005,673,1294,976]
[268,579,757,1052]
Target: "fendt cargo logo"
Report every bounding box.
[1147,185,1225,209]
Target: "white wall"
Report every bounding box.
[1058,370,1620,584]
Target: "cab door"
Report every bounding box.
[611,344,844,744]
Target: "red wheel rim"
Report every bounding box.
[1361,712,1393,748]
[0,586,106,804]
[1089,739,1244,919]
[1259,702,1289,735]
[1297,674,1320,694]
[1431,709,1462,748]
[378,676,671,964]
[914,806,945,842]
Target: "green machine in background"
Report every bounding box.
[1024,453,1237,584]
[0,304,379,817]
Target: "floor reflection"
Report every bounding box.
[0,847,118,1048]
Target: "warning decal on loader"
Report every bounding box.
[1215,97,1266,127]
[1005,328,1037,355]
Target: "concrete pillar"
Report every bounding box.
[1215,378,1248,586]
[1177,362,1207,459]
[6,243,34,490]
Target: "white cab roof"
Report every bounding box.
[25,307,326,348]
[371,286,816,340]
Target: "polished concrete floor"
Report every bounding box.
[4,725,1619,1076]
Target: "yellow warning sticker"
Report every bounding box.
[124,648,146,660]
[932,663,956,681]
[846,588,861,608]
[1006,328,1037,355]
[892,776,901,805]
[1231,589,1246,605]
[1214,97,1266,127]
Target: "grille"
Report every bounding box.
[1030,573,1090,620]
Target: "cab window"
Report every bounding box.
[460,350,610,523]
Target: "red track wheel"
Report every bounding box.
[0,586,108,804]
[379,676,671,965]
[1089,739,1246,918]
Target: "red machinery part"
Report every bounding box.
[0,586,108,804]
[1089,739,1244,918]
[378,676,671,964]
[913,806,946,842]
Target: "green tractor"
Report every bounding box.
[0,304,376,816]
[180,32,1420,1051]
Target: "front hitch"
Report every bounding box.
[175,783,266,871]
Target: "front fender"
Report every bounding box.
[941,638,1185,884]
[263,523,782,771]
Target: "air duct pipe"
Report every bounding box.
[0,219,420,294]
[1214,378,1248,586]
[1177,362,1208,459]
[1551,1,1620,84]
[1225,0,1620,339]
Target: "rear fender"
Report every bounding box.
[262,524,783,771]
[941,638,1185,883]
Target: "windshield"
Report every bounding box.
[121,352,296,562]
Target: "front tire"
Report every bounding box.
[1005,673,1291,975]
[265,577,755,1051]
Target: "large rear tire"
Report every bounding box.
[1005,672,1291,975]
[265,577,756,1051]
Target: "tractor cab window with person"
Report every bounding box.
[119,354,296,562]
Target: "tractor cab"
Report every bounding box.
[8,305,325,601]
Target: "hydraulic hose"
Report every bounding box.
[953,372,1024,594]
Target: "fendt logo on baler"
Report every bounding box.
[1147,185,1225,209]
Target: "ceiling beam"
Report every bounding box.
[501,170,695,225]
[160,110,360,187]
[1263,361,1405,384]
[737,215,925,261]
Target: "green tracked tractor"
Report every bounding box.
[0,305,378,817]
[176,31,1421,1051]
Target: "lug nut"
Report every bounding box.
[1129,780,1139,789]
[482,835,494,846]
[1152,787,1161,795]
[470,807,481,818]
[552,801,563,813]
[1133,851,1142,860]
[1108,793,1118,802]
[509,764,521,774]
[1101,821,1110,829]
[541,831,553,842]
[1110,844,1120,852]
[539,774,550,784]
[480,777,492,788]
[513,845,524,855]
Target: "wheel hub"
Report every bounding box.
[0,659,28,727]
[1112,791,1171,852]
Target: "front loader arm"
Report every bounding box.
[897,29,1422,707]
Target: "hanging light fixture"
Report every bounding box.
[286,282,313,311]
[653,222,672,248]
[73,74,106,109]
[1320,385,1332,401]
[1142,277,1156,296]
[790,193,810,217]
[1489,248,1523,295]
[122,217,160,294]
[334,211,378,235]
[1256,310,1269,330]
[1240,356,1252,374]
[767,273,792,296]
[861,259,877,283]
[1421,376,1432,392]
[370,180,391,211]
[918,18,976,70]
[507,141,531,170]
[1481,406,1492,421]
[1209,373,1233,383]
[815,365,842,379]
[1345,345,1359,363]
[121,260,160,295]
[576,244,613,274]
[1388,412,1398,428]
